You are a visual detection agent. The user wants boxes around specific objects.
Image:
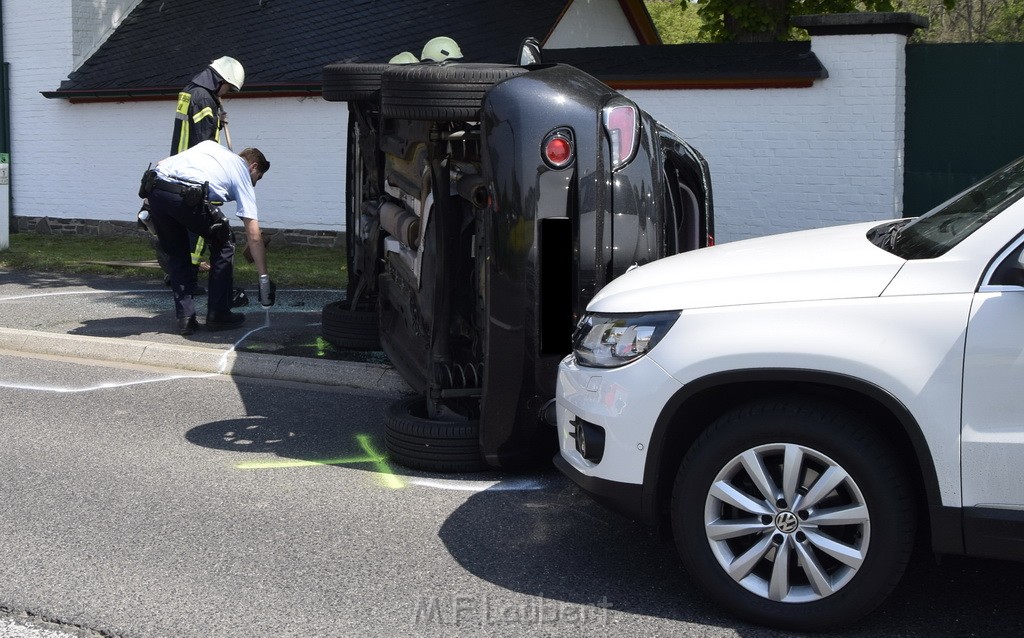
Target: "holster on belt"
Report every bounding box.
[203,204,231,242]
[182,183,206,208]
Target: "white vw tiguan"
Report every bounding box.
[554,155,1024,630]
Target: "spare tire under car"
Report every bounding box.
[321,300,380,351]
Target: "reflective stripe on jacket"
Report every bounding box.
[170,68,224,156]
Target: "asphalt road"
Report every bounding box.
[1,350,1022,638]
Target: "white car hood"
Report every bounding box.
[589,221,906,312]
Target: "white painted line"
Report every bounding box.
[0,372,216,393]
[0,301,272,393]
[0,289,160,302]
[0,287,339,302]
[407,477,546,492]
[216,309,270,373]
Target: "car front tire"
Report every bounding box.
[671,398,915,631]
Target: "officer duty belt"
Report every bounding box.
[153,178,206,207]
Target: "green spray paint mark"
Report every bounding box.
[356,433,405,490]
[234,433,406,490]
[315,336,331,358]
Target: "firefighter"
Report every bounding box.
[172,56,244,155]
[141,141,273,335]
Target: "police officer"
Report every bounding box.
[166,56,245,291]
[144,141,273,335]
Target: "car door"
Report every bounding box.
[961,241,1024,556]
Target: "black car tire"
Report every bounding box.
[380,63,528,121]
[322,63,390,103]
[384,395,488,472]
[321,300,380,351]
[671,398,915,632]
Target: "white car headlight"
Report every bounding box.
[572,311,680,368]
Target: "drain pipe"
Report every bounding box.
[0,0,9,250]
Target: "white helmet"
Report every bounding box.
[421,36,463,62]
[209,56,245,91]
[388,51,420,64]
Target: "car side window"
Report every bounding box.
[989,241,1024,287]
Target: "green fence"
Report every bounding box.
[904,43,1024,216]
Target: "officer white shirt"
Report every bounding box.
[154,140,259,221]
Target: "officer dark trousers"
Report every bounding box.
[148,188,235,319]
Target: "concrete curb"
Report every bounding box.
[0,327,411,395]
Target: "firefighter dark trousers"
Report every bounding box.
[148,188,235,319]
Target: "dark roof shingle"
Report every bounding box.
[51,0,570,98]
[547,42,828,89]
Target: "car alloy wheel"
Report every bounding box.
[672,399,915,631]
[703,441,869,604]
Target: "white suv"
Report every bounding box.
[554,155,1024,631]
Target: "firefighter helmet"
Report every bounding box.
[210,56,245,91]
[421,36,463,62]
[388,51,420,64]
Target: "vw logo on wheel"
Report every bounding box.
[775,511,800,534]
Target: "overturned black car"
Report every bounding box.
[321,47,713,472]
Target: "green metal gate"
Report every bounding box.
[904,43,1024,216]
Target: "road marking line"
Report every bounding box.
[0,372,216,393]
[0,289,161,301]
[0,288,340,302]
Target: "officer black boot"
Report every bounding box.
[178,315,199,336]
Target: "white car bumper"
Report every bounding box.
[555,353,683,487]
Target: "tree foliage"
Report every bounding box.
[684,0,900,42]
[904,0,1024,41]
[646,0,710,42]
[646,0,1024,43]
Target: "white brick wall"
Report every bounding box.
[626,33,909,242]
[2,0,908,242]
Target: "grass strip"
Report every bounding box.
[0,233,347,289]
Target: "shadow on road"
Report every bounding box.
[437,485,1024,636]
[184,388,394,469]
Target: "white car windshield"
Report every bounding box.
[886,155,1024,259]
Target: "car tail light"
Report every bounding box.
[603,100,639,171]
[543,129,574,169]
